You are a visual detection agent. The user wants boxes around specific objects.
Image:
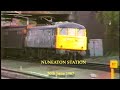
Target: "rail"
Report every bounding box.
[56,63,119,73]
[1,68,52,79]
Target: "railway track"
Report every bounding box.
[2,58,120,73]
[1,68,52,79]
[55,63,120,73]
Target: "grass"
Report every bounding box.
[105,51,119,56]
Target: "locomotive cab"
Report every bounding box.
[54,22,87,58]
[55,22,87,50]
[56,28,87,50]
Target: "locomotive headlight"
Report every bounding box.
[81,47,84,49]
[60,45,63,48]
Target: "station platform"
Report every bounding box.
[1,59,119,79]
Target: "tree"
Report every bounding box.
[96,11,119,39]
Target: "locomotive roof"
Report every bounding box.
[29,22,85,30]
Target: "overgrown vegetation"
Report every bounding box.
[96,11,119,39]
[96,11,119,55]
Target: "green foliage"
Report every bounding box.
[96,11,119,39]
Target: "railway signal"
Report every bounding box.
[110,60,119,79]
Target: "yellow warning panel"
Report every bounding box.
[110,60,119,68]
